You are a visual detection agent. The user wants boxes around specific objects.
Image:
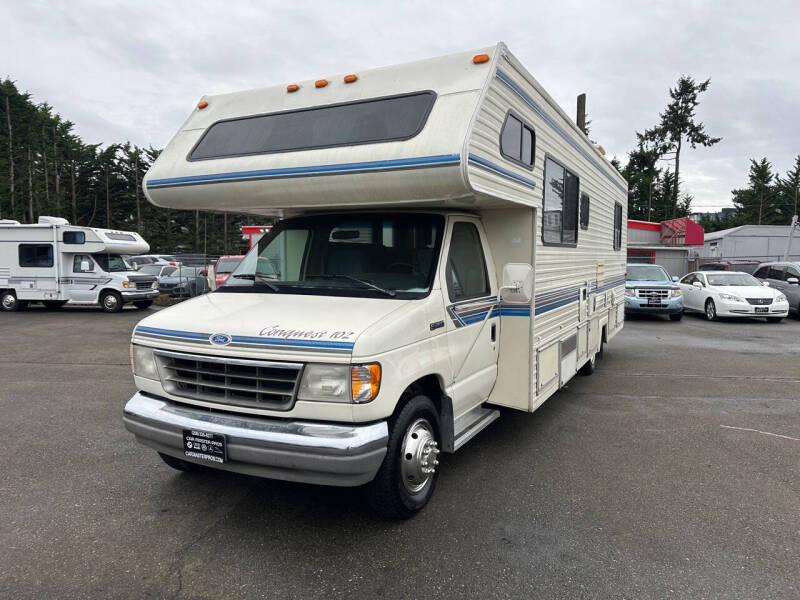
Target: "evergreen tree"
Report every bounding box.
[776,155,800,219]
[732,158,778,225]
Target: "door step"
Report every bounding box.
[453,406,500,451]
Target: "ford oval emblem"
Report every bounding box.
[209,333,232,346]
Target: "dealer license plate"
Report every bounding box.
[183,429,226,463]
[754,306,769,314]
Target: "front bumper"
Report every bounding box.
[123,392,388,487]
[625,295,683,315]
[717,301,789,318]
[121,290,159,301]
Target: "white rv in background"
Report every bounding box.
[123,43,628,518]
[0,216,159,312]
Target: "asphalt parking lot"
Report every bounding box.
[1,305,799,599]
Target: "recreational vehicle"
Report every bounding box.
[123,43,628,517]
[0,217,159,312]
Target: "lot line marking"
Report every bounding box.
[720,425,800,442]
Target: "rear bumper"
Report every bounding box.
[123,392,388,487]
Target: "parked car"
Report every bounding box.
[130,254,180,269]
[678,270,789,322]
[624,263,683,320]
[698,260,759,274]
[135,264,179,285]
[213,255,244,286]
[158,266,209,298]
[753,261,800,316]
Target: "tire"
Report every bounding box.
[579,351,597,375]
[766,317,783,323]
[134,300,153,310]
[704,299,717,321]
[1,291,21,312]
[669,312,683,321]
[366,395,441,519]
[100,290,123,313]
[158,452,210,473]
[43,300,68,310]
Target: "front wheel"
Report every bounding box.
[134,300,153,310]
[100,290,123,313]
[366,395,441,519]
[705,299,717,321]
[669,312,683,321]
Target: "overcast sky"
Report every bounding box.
[2,0,798,210]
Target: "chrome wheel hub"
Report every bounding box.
[400,418,439,493]
[104,295,118,309]
[2,294,15,309]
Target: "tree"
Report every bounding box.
[645,75,721,208]
[731,158,778,225]
[777,155,800,219]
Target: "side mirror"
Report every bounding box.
[692,281,703,288]
[500,263,534,304]
[672,275,679,282]
[787,277,799,285]
[762,281,770,287]
[80,260,91,272]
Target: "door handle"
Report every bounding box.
[490,323,497,342]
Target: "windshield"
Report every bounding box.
[216,258,242,273]
[94,254,134,272]
[706,273,761,287]
[221,213,444,299]
[138,265,164,275]
[627,265,670,282]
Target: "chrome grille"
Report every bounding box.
[636,288,668,299]
[746,298,772,305]
[135,281,154,291]
[153,349,303,410]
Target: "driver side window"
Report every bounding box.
[446,222,490,302]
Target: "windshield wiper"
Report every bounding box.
[231,273,280,292]
[309,274,396,297]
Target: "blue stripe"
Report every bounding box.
[495,71,628,196]
[135,326,210,340]
[146,154,461,189]
[468,154,537,189]
[134,326,354,350]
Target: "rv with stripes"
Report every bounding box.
[123,43,628,518]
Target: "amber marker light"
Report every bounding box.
[472,54,490,64]
[351,363,381,403]
[343,74,358,83]
[315,79,328,88]
[286,84,300,92]
[197,100,209,109]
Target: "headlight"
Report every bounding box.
[776,293,787,302]
[670,289,682,298]
[122,280,131,288]
[151,281,159,290]
[719,293,743,303]
[130,344,159,380]
[297,363,381,403]
[625,288,635,297]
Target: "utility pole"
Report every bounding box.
[783,215,799,261]
[648,177,655,222]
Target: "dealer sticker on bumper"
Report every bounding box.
[183,429,226,463]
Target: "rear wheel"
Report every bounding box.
[766,317,783,323]
[43,300,68,310]
[158,452,210,473]
[579,351,597,375]
[669,312,683,321]
[100,290,123,313]
[704,299,717,321]
[366,395,441,519]
[1,291,21,312]
[134,300,153,310]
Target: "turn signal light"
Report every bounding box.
[343,74,358,83]
[351,363,381,403]
[472,54,490,64]
[315,79,328,88]
[286,84,299,92]
[197,100,209,109]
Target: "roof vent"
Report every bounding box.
[38,216,70,226]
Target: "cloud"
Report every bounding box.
[2,0,798,211]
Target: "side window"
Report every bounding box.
[73,255,95,273]
[500,113,535,169]
[542,157,579,246]
[768,265,785,280]
[697,273,707,286]
[786,266,800,279]
[63,231,85,244]
[446,222,490,302]
[753,267,768,278]
[681,273,695,285]
[613,203,623,250]
[19,244,54,268]
[580,193,590,230]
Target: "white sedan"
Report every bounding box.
[679,271,789,322]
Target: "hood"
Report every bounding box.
[626,280,677,288]
[132,291,407,360]
[713,285,778,298]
